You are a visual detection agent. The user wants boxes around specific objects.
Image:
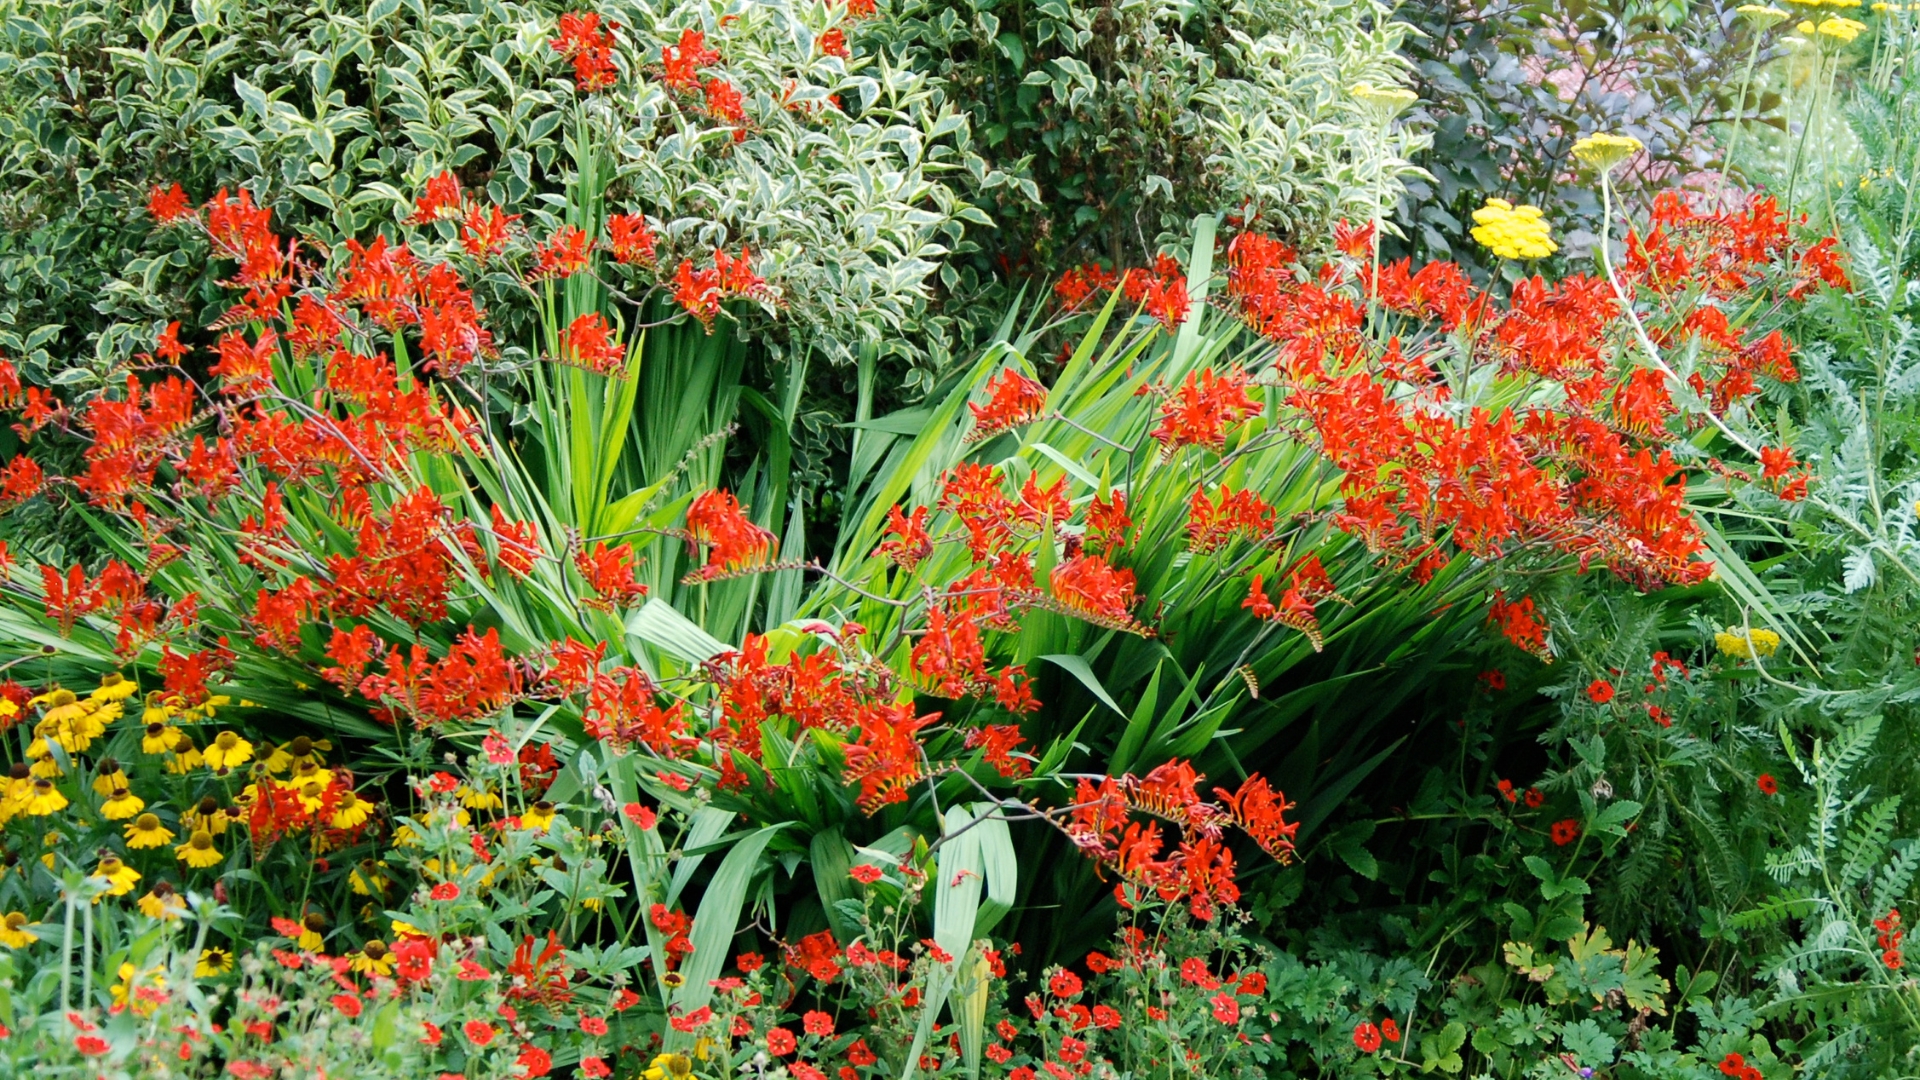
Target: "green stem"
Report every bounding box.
[1721,34,1766,192]
[1785,43,1824,217]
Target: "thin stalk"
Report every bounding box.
[1721,31,1767,192]
[1785,41,1824,216]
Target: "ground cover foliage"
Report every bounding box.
[0,0,1919,1077]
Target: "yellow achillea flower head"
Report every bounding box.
[1349,81,1419,117]
[1573,132,1645,173]
[1715,627,1783,658]
[1738,3,1793,23]
[1471,199,1558,260]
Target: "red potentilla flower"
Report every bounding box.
[516,1045,553,1077]
[1047,969,1083,998]
[804,1010,834,1037]
[463,1020,496,1047]
[331,994,363,1018]
[622,802,657,829]
[580,1057,612,1079]
[1381,1018,1401,1042]
[766,1027,797,1055]
[847,1039,878,1066]
[1353,1022,1382,1053]
[1757,773,1778,795]
[736,951,764,973]
[75,1034,110,1056]
[431,882,460,901]
[1497,779,1518,803]
[1719,1054,1746,1077]
[1551,819,1580,846]
[1885,948,1905,970]
[849,864,883,884]
[1524,787,1544,808]
[579,1014,609,1036]
[1210,992,1240,1024]
[1586,679,1615,704]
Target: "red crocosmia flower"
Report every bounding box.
[331,994,363,1018]
[148,183,195,224]
[849,864,883,884]
[1551,819,1581,846]
[1353,1022,1383,1053]
[1381,1018,1401,1042]
[662,28,720,91]
[463,1020,496,1047]
[431,882,460,901]
[1586,679,1615,704]
[1757,773,1779,796]
[1210,992,1240,1024]
[968,368,1049,441]
[550,11,619,90]
[410,171,464,224]
[606,213,657,265]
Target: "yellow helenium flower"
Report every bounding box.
[1715,627,1783,658]
[196,946,234,976]
[92,855,141,900]
[350,940,395,976]
[24,778,67,817]
[1471,198,1558,259]
[1573,132,1645,172]
[137,883,187,921]
[203,731,254,771]
[165,734,204,774]
[176,830,223,869]
[90,759,128,797]
[644,1054,696,1080]
[101,787,145,821]
[0,912,39,948]
[125,813,176,850]
[91,673,138,703]
[331,790,373,830]
[297,913,326,951]
[350,859,390,897]
[264,736,330,775]
[522,801,558,832]
[141,722,179,754]
[458,784,503,811]
[112,962,166,1016]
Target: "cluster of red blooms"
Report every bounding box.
[656,26,752,140]
[1719,1053,1765,1080]
[1351,1017,1402,1053]
[1054,254,1191,331]
[968,368,1050,442]
[550,11,619,91]
[1060,760,1298,921]
[1216,195,1840,622]
[1875,908,1904,970]
[1241,555,1339,651]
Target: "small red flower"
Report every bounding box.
[580,1014,609,1036]
[1757,773,1779,796]
[1210,992,1240,1024]
[75,1034,110,1056]
[1381,1018,1401,1042]
[463,1020,497,1047]
[766,1027,797,1056]
[623,803,657,830]
[804,1010,834,1037]
[1551,819,1581,846]
[849,864,883,884]
[581,1057,612,1079]
[1524,788,1544,808]
[1719,1054,1746,1077]
[331,994,363,1018]
[431,882,460,901]
[1353,1022,1382,1053]
[1047,969,1083,998]
[1586,679,1615,704]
